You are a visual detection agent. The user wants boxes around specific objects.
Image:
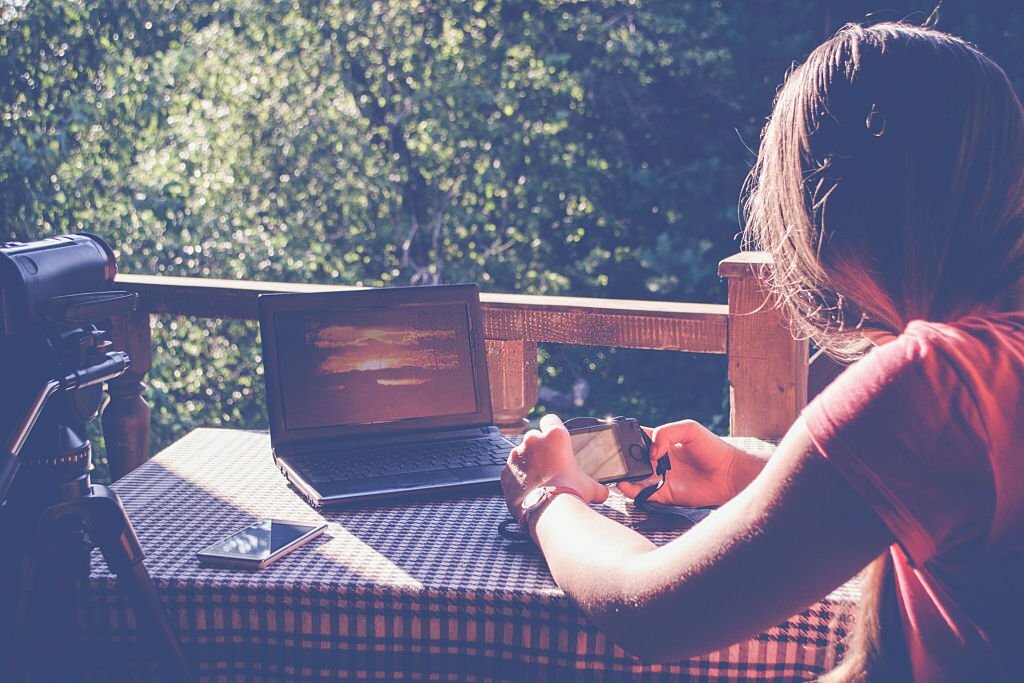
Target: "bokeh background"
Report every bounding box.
[3,1,1021,477]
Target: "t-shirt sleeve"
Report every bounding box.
[802,330,995,567]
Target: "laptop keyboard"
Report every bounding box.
[291,436,515,485]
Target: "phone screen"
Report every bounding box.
[571,427,628,481]
[202,520,319,560]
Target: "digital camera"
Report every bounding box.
[564,416,654,484]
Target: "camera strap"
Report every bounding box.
[633,454,671,508]
[497,517,532,543]
[632,454,717,530]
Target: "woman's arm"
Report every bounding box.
[522,417,894,662]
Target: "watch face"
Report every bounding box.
[521,486,549,511]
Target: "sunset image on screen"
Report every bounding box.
[313,327,460,380]
[276,303,478,430]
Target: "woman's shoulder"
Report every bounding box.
[902,310,1024,352]
[830,310,1024,420]
[803,311,1023,567]
[902,313,1024,517]
[893,311,1024,403]
[905,309,1024,335]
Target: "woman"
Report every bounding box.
[501,23,1024,681]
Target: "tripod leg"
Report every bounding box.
[40,484,193,683]
[7,519,89,683]
[8,553,35,682]
[116,561,193,681]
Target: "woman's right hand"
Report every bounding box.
[616,420,767,507]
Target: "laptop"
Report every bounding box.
[257,283,516,507]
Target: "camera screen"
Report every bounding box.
[571,427,628,481]
[201,520,317,559]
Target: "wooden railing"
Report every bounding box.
[99,252,808,480]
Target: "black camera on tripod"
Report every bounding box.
[0,234,191,682]
[0,233,135,505]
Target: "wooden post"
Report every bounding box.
[486,338,538,434]
[719,253,808,439]
[102,311,152,479]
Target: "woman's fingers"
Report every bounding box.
[588,477,611,503]
[538,413,572,450]
[513,415,570,462]
[538,412,565,432]
[506,412,612,505]
[519,427,543,449]
[616,475,661,499]
[650,419,704,453]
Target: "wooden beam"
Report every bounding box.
[115,274,729,354]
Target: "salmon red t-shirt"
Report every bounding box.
[802,312,1024,681]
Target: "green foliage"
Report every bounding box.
[3,1,1022,469]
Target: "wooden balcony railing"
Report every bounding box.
[100,252,808,480]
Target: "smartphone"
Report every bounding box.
[567,418,654,484]
[196,519,327,570]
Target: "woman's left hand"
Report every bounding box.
[501,413,609,520]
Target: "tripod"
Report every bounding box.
[0,351,193,683]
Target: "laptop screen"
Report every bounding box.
[258,284,494,448]
[274,303,478,430]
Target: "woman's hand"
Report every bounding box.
[501,413,609,520]
[617,419,766,507]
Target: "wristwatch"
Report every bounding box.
[519,486,584,529]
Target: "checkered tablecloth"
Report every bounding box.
[78,428,856,682]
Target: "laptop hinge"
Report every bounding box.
[279,425,504,458]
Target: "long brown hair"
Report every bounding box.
[744,22,1024,362]
[742,22,1024,680]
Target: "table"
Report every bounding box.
[78,428,856,682]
